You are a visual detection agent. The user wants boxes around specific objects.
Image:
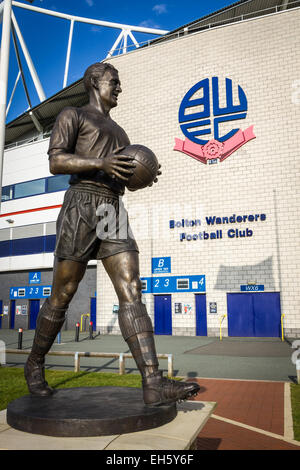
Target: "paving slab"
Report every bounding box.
[0,401,216,450]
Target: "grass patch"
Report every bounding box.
[291,384,300,441]
[0,366,142,411]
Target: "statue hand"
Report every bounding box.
[148,163,162,187]
[99,146,136,182]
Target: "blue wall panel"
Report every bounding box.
[0,235,56,257]
[0,240,11,257]
[12,236,44,256]
[44,235,56,252]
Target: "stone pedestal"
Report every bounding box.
[6,386,177,437]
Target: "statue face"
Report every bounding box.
[96,69,122,109]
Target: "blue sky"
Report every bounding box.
[3,0,238,122]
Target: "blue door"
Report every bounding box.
[253,293,281,337]
[227,292,281,337]
[195,294,207,336]
[29,300,40,329]
[10,300,16,329]
[227,293,254,337]
[154,295,172,335]
[90,297,96,331]
[0,301,2,329]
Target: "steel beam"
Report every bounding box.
[12,1,169,35]
[0,0,13,209]
[11,10,46,102]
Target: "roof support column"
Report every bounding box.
[63,18,74,88]
[0,0,13,209]
[11,9,46,102]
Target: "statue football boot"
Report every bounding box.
[24,299,67,396]
[119,301,200,406]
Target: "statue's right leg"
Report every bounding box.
[24,258,87,396]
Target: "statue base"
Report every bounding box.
[6,386,177,437]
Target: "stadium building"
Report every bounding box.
[0,0,299,338]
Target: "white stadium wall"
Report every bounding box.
[97,8,300,337]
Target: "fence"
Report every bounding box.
[5,349,174,377]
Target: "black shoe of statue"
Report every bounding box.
[142,371,200,406]
[24,357,54,397]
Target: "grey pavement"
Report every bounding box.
[0,329,298,382]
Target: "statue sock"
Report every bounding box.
[118,301,159,378]
[25,298,67,396]
[118,301,201,406]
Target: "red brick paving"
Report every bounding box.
[187,378,300,450]
[197,418,300,450]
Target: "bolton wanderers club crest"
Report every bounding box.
[174,77,256,164]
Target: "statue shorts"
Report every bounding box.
[54,182,139,262]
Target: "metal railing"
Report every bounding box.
[80,314,90,332]
[5,348,174,377]
[125,0,300,53]
[219,314,227,341]
[4,131,51,150]
[281,314,285,341]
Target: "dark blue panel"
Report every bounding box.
[90,297,96,331]
[195,294,207,336]
[0,240,11,257]
[10,300,15,329]
[12,236,44,256]
[29,300,40,330]
[47,174,70,192]
[154,295,172,335]
[44,234,56,252]
[253,292,281,337]
[227,293,254,337]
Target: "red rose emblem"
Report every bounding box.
[202,139,224,160]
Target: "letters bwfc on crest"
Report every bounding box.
[174,77,256,164]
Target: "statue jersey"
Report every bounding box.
[48,104,130,195]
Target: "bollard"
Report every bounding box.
[297,359,300,385]
[74,352,80,372]
[119,353,125,375]
[89,321,93,340]
[18,328,23,350]
[75,322,80,342]
[168,354,173,378]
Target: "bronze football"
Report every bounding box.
[120,144,159,191]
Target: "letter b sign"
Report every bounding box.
[152,257,171,274]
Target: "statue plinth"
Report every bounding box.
[6,386,177,437]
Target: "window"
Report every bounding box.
[1,174,70,202]
[43,287,51,296]
[47,175,69,193]
[1,185,13,202]
[14,178,45,199]
[177,278,189,290]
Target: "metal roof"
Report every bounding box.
[148,0,299,44]
[5,78,89,146]
[5,0,299,146]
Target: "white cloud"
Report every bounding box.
[139,19,161,29]
[85,0,94,6]
[153,4,167,15]
[91,26,101,33]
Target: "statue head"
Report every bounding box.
[83,62,121,110]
